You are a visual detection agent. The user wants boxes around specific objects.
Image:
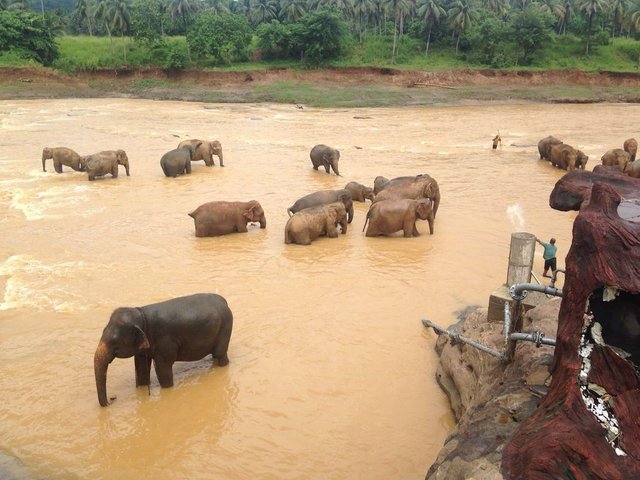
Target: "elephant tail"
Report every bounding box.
[362,210,371,233]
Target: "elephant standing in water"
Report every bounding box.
[94,293,233,407]
[160,142,201,177]
[42,146,85,173]
[188,200,266,237]
[177,139,224,167]
[310,144,340,176]
[344,181,374,202]
[601,148,630,172]
[285,202,348,245]
[287,189,354,223]
[363,198,434,237]
[84,150,130,181]
[538,136,563,161]
[549,143,583,171]
[373,174,440,217]
[373,174,432,195]
[623,138,637,162]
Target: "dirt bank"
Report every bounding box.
[2,66,640,106]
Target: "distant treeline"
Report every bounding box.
[1,0,640,70]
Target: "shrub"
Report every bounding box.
[186,13,252,65]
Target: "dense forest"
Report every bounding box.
[1,0,640,70]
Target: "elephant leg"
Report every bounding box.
[213,326,231,367]
[88,173,95,181]
[323,162,331,174]
[403,216,416,237]
[205,156,214,167]
[185,161,192,174]
[153,357,174,388]
[236,222,248,233]
[112,165,119,178]
[326,223,339,238]
[218,156,224,167]
[54,158,63,174]
[134,354,152,387]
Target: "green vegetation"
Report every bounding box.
[1,0,640,73]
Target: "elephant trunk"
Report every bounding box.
[94,341,114,407]
[259,214,266,229]
[123,159,130,176]
[331,159,340,176]
[42,152,47,172]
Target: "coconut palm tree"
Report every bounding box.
[537,0,565,27]
[207,0,230,14]
[94,0,115,56]
[448,0,473,53]
[576,0,609,54]
[352,0,374,40]
[280,0,306,21]
[251,0,278,24]
[608,0,630,36]
[168,0,202,33]
[482,0,509,17]
[416,0,445,55]
[387,0,412,61]
[108,0,131,62]
[74,0,94,35]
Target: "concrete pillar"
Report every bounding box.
[506,232,536,287]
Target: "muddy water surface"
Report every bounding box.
[1,99,636,479]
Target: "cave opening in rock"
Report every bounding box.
[588,287,640,368]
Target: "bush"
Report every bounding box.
[0,11,59,65]
[165,44,187,69]
[256,21,294,60]
[291,9,350,65]
[186,13,252,65]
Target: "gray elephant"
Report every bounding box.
[160,142,201,177]
[188,200,266,237]
[177,139,224,167]
[624,160,640,178]
[373,174,432,195]
[344,181,374,202]
[94,293,233,407]
[287,189,354,223]
[310,144,340,176]
[537,136,563,161]
[549,143,581,171]
[372,174,440,217]
[575,150,589,170]
[284,202,348,245]
[623,138,637,162]
[363,198,434,237]
[42,146,85,173]
[84,150,130,181]
[601,148,630,172]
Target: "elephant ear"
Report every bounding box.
[134,325,150,351]
[243,205,257,220]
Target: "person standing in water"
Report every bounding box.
[536,237,557,278]
[492,134,502,149]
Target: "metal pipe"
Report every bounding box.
[421,319,506,360]
[503,302,511,346]
[509,283,563,301]
[510,331,556,347]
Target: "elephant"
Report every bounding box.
[373,174,432,195]
[601,148,630,172]
[284,202,348,245]
[624,160,640,178]
[623,138,637,162]
[575,150,589,170]
[344,181,374,202]
[160,142,201,177]
[549,143,581,171]
[363,198,434,237]
[94,293,233,407]
[84,150,130,181]
[372,174,440,217]
[537,136,563,161]
[177,139,224,167]
[287,189,354,224]
[188,200,266,237]
[310,144,340,176]
[42,146,85,173]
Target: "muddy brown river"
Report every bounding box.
[1,99,636,479]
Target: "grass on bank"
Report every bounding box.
[1,33,639,74]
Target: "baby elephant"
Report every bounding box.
[94,293,233,407]
[310,144,340,176]
[189,200,266,237]
[285,202,348,245]
[344,181,374,202]
[84,150,130,181]
[363,198,434,237]
[177,139,224,167]
[42,146,85,173]
[160,142,201,177]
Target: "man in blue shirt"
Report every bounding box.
[536,237,557,278]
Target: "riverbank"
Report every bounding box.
[2,67,640,107]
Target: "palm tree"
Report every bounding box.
[482,0,508,17]
[556,0,573,33]
[537,0,565,27]
[208,0,230,14]
[577,0,609,54]
[448,0,473,53]
[416,0,445,55]
[108,0,131,62]
[74,0,93,35]
[280,0,306,21]
[368,0,388,34]
[387,0,412,61]
[352,0,374,41]
[94,0,114,57]
[608,0,629,36]
[168,0,201,33]
[251,0,278,24]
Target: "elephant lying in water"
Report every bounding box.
[285,202,348,245]
[287,189,354,224]
[160,142,201,177]
[373,174,440,217]
[188,200,266,237]
[363,198,434,237]
[177,139,224,167]
[94,293,233,407]
[42,146,85,173]
[84,150,130,181]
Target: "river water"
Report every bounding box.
[1,99,636,479]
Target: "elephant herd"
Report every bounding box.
[537,135,639,177]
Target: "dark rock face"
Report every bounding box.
[502,182,640,478]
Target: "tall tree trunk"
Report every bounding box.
[182,11,192,61]
[122,31,127,63]
[425,27,432,56]
[88,16,93,36]
[391,14,398,62]
[585,14,592,55]
[40,0,45,19]
[105,21,114,58]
